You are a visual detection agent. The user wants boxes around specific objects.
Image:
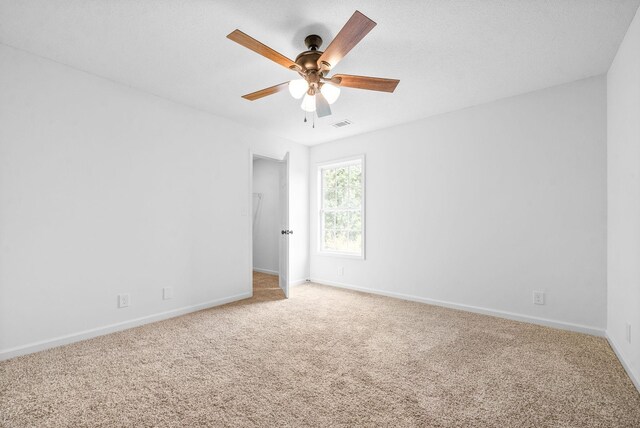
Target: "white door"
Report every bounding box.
[279,153,290,298]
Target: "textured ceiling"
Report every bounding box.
[1,0,639,145]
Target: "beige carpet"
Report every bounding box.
[1,277,639,427]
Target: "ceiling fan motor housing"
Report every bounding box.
[295,50,323,73]
[295,34,327,74]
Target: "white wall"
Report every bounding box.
[0,44,309,358]
[309,76,607,333]
[607,6,640,389]
[252,158,282,274]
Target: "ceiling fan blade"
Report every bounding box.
[331,74,400,93]
[227,30,298,70]
[317,11,376,72]
[242,82,290,101]
[316,93,332,117]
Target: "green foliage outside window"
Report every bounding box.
[321,162,363,255]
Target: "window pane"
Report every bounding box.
[348,231,362,252]
[336,211,350,230]
[323,211,336,230]
[336,184,348,208]
[346,188,359,208]
[350,186,362,208]
[324,230,337,250]
[349,165,362,188]
[335,231,349,249]
[349,211,362,230]
[324,188,337,208]
[323,168,337,189]
[335,167,348,188]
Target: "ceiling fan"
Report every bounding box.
[227,10,400,119]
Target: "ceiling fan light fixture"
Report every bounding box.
[320,83,341,104]
[288,79,308,99]
[301,93,316,112]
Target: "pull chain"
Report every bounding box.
[302,111,316,128]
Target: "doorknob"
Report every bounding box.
[281,230,294,235]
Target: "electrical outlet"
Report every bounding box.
[337,267,344,276]
[118,294,130,308]
[163,287,174,300]
[533,291,545,305]
[626,323,632,343]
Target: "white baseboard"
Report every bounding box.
[606,333,640,393]
[0,291,252,362]
[310,278,605,337]
[253,267,279,275]
[290,279,308,287]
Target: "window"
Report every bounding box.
[318,156,365,258]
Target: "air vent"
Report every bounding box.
[331,119,352,128]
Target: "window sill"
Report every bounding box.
[317,251,365,260]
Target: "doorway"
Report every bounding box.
[250,152,290,299]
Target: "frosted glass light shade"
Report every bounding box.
[321,83,341,104]
[288,79,308,99]
[301,93,316,112]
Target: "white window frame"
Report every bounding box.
[317,155,365,259]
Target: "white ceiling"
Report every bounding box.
[1,0,638,145]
